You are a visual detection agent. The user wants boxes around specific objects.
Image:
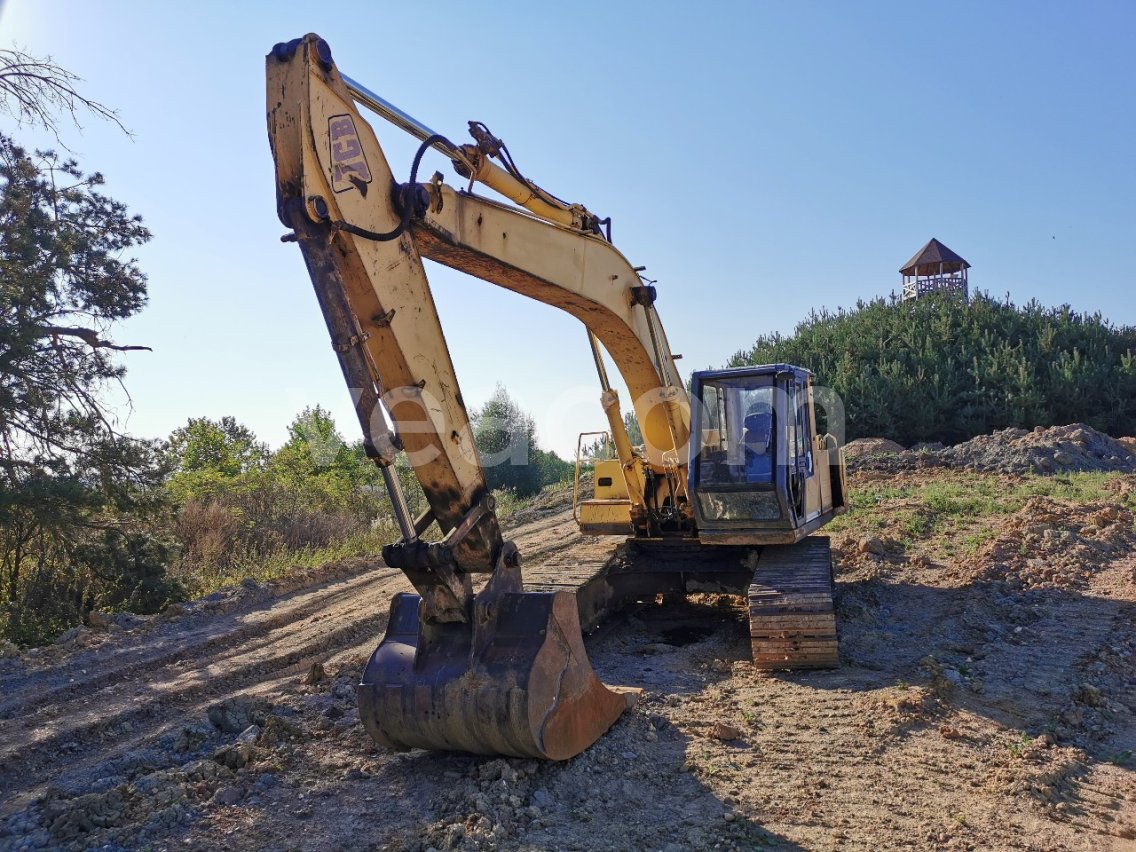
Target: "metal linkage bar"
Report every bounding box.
[342,74,469,169]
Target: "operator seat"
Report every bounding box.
[742,408,774,483]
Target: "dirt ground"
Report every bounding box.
[1,467,1134,851]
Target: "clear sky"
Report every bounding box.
[2,1,1133,456]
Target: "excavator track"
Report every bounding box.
[748,536,839,669]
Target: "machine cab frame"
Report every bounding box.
[689,365,841,544]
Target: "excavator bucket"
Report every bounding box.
[358,591,637,760]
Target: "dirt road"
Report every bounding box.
[1,475,1133,851]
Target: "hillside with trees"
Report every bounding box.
[728,293,1136,446]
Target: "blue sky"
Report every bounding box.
[2,1,1133,456]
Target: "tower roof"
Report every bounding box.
[900,238,970,277]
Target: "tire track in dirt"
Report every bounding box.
[0,566,413,813]
[0,572,380,719]
[971,586,1130,732]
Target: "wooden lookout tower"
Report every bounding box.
[900,238,970,301]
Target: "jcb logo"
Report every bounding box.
[329,114,372,194]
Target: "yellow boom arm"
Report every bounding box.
[268,35,691,614]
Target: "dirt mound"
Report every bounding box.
[850,423,1136,475]
[944,424,1136,473]
[843,437,905,458]
[968,496,1136,591]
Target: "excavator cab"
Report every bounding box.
[689,365,846,545]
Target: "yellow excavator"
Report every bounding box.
[267,35,848,761]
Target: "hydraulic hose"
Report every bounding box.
[330,133,456,242]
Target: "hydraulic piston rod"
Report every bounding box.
[342,74,587,231]
[342,74,474,173]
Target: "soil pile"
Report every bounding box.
[842,437,906,458]
[850,423,1136,475]
[968,496,1136,591]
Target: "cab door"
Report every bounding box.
[784,376,821,523]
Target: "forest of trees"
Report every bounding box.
[729,293,1136,446]
[0,129,170,644]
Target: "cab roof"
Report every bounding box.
[690,364,814,384]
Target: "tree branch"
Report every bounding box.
[38,325,152,352]
[0,47,131,143]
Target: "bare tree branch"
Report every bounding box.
[0,47,130,142]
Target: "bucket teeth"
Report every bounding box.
[358,591,636,760]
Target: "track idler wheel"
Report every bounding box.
[358,591,636,760]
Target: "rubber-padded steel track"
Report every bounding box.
[748,536,838,669]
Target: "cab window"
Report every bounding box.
[695,375,776,487]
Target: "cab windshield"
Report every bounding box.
[694,374,776,487]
